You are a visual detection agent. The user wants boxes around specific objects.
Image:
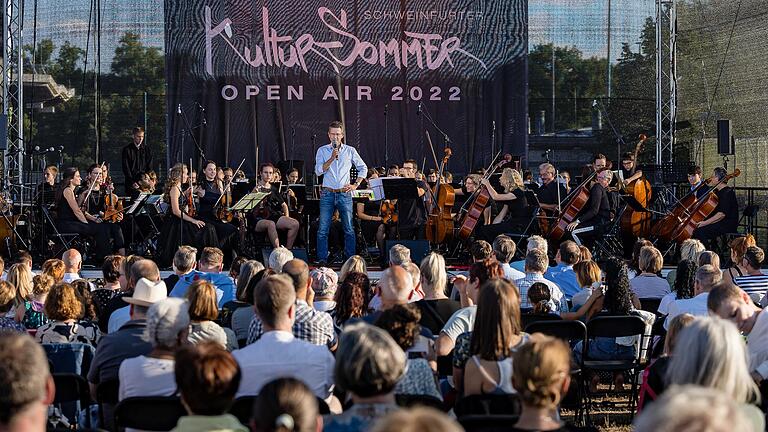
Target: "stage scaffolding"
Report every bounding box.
[656,0,676,164]
[1,0,23,204]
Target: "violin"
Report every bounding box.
[215,158,246,223]
[380,200,398,225]
[101,176,124,223]
[457,153,512,241]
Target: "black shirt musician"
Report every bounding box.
[537,163,567,214]
[121,127,153,198]
[36,165,58,207]
[687,165,711,200]
[565,169,612,247]
[250,163,300,249]
[692,167,739,243]
[475,168,529,242]
[195,160,239,263]
[397,159,429,240]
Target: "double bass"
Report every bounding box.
[547,171,598,242]
[668,169,741,243]
[619,135,652,238]
[650,176,713,241]
[457,154,512,241]
[425,146,455,244]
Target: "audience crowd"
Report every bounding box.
[1,234,768,432]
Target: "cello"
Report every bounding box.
[426,146,455,244]
[619,134,652,238]
[457,154,512,241]
[668,169,740,243]
[547,171,598,242]
[650,175,713,241]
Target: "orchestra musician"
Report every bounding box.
[475,168,529,242]
[251,163,300,249]
[356,169,395,255]
[285,168,300,184]
[537,163,567,215]
[195,160,239,262]
[54,167,114,261]
[314,121,368,264]
[121,126,152,198]
[36,165,58,206]
[618,152,643,186]
[397,159,429,240]
[387,165,400,177]
[77,163,126,256]
[688,165,710,199]
[157,163,217,267]
[565,168,613,247]
[692,167,739,243]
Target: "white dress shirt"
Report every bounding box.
[314,143,367,189]
[233,330,335,399]
[664,292,709,330]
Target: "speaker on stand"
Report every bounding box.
[717,119,734,170]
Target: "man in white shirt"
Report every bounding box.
[515,249,568,312]
[233,274,336,405]
[510,235,547,273]
[62,249,86,284]
[493,235,525,282]
[665,265,721,329]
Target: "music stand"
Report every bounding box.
[231,192,269,213]
[126,193,150,216]
[369,177,419,201]
[287,184,307,207]
[231,180,251,203]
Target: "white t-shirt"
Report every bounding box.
[657,292,678,316]
[630,274,671,299]
[118,356,177,401]
[440,306,477,341]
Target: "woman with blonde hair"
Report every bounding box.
[415,253,460,335]
[9,263,34,322]
[666,238,705,287]
[339,255,367,283]
[476,168,530,242]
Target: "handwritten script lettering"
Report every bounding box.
[204,6,487,75]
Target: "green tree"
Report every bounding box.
[23,38,54,70]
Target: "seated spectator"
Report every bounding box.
[375,304,442,400]
[469,240,493,262]
[402,262,425,302]
[71,279,98,323]
[630,245,671,299]
[722,234,756,286]
[665,238,704,287]
[370,407,462,432]
[516,249,568,312]
[310,267,338,312]
[118,297,190,400]
[21,275,53,330]
[494,235,525,282]
[340,255,367,283]
[0,333,55,432]
[229,256,248,281]
[665,317,764,431]
[164,245,197,295]
[658,260,697,317]
[334,272,372,328]
[186,279,237,351]
[234,274,335,402]
[61,248,85,283]
[435,260,504,356]
[731,246,768,306]
[628,239,653,279]
[525,282,601,321]
[697,250,721,269]
[571,260,602,308]
[35,282,101,346]
[91,255,124,318]
[510,334,579,432]
[231,270,266,343]
[173,342,248,431]
[708,283,768,392]
[579,245,592,262]
[324,322,405,432]
[634,385,754,432]
[250,378,321,432]
[248,260,336,349]
[41,258,65,283]
[363,266,415,324]
[170,247,236,307]
[0,281,25,332]
[665,265,721,329]
[453,279,527,396]
[544,240,582,298]
[220,260,263,328]
[637,313,695,412]
[388,244,411,267]
[510,235,547,273]
[105,257,160,333]
[415,253,460,335]
[268,246,293,273]
[8,263,33,322]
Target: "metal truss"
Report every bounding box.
[656,0,677,164]
[2,0,23,202]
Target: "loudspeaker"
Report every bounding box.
[0,115,7,150]
[261,247,309,266]
[717,119,734,155]
[385,240,430,265]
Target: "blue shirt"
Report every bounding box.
[169,270,236,307]
[544,263,581,299]
[314,143,367,189]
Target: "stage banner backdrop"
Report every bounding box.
[165,0,528,178]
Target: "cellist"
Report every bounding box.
[565,169,613,247]
[692,167,739,243]
[475,168,529,242]
[687,166,711,199]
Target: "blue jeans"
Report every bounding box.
[317,190,355,261]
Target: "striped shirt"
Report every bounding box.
[733,274,768,306]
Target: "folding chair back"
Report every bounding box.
[525,320,587,343]
[114,396,186,431]
[395,394,445,411]
[454,393,521,418]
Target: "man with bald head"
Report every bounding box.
[62,249,83,283]
[247,259,336,349]
[106,259,162,333]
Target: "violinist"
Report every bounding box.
[453,173,484,220]
[283,167,301,213]
[250,163,300,249]
[688,165,710,199]
[76,164,126,256]
[195,160,239,263]
[397,159,429,240]
[475,168,529,242]
[565,168,613,247]
[387,165,400,177]
[55,167,113,261]
[157,163,216,267]
[356,169,395,255]
[285,168,300,184]
[692,167,739,243]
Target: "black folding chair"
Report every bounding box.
[395,394,446,411]
[95,379,119,429]
[459,415,521,432]
[114,396,186,431]
[581,315,649,421]
[436,353,454,378]
[52,373,92,429]
[639,298,662,315]
[454,393,522,418]
[520,312,563,329]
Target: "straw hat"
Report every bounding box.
[124,278,167,307]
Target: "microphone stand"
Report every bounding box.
[176,104,207,173]
[594,98,626,162]
[384,104,389,167]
